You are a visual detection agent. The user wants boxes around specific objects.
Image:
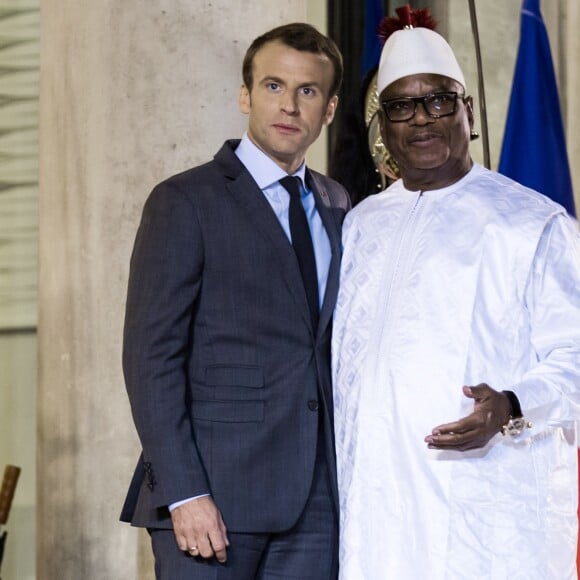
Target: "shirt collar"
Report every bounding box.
[235,133,307,190]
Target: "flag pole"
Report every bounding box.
[468,0,491,169]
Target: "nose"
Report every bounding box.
[280,91,299,115]
[411,101,433,124]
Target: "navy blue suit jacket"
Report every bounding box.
[121,140,350,532]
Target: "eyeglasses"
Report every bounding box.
[381,92,463,122]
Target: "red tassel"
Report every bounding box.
[397,4,413,27]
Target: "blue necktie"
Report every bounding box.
[279,176,319,332]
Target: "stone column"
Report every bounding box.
[37,2,305,579]
[444,0,520,170]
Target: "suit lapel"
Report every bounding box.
[307,170,342,339]
[215,142,313,332]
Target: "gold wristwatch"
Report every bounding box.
[501,390,532,436]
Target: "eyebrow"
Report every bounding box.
[384,90,454,100]
[260,75,322,90]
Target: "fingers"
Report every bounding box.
[429,419,465,436]
[193,525,229,561]
[208,526,229,563]
[424,420,478,450]
[194,534,219,560]
[425,427,480,451]
[176,532,226,561]
[171,496,229,562]
[425,385,503,451]
[426,406,498,448]
[462,383,494,402]
[177,529,228,562]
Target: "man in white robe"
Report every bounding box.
[332,25,580,580]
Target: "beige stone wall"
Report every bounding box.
[306,0,329,173]
[37,2,307,579]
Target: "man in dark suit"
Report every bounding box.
[121,22,350,579]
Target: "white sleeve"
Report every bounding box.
[510,214,580,423]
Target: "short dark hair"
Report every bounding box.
[242,22,343,99]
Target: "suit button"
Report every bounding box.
[308,400,319,411]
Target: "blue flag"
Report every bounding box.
[361,0,384,78]
[498,0,575,216]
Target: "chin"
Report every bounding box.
[408,159,446,172]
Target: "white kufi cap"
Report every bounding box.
[377,27,465,94]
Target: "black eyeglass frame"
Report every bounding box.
[381,91,465,123]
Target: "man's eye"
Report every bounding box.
[390,100,411,111]
[301,87,315,96]
[267,82,280,91]
[430,94,452,105]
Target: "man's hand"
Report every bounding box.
[171,496,229,562]
[424,384,512,451]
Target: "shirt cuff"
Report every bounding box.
[168,494,210,512]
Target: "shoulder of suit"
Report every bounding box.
[151,140,242,191]
[309,169,351,211]
[152,151,236,200]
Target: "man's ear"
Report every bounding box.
[378,109,387,139]
[464,95,475,129]
[239,84,251,114]
[323,95,339,126]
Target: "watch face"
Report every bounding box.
[504,417,525,436]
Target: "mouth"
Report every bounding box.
[273,123,300,135]
[408,132,441,146]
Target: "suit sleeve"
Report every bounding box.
[123,180,210,508]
